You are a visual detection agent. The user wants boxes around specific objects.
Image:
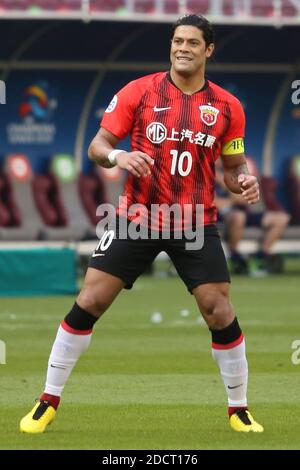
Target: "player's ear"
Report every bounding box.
[205,43,215,58]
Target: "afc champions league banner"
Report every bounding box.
[0,71,93,172]
[0,71,130,173]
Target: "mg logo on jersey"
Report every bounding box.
[199,105,219,126]
[146,122,167,144]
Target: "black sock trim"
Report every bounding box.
[64,302,98,330]
[210,317,242,345]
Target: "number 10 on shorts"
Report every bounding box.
[93,230,115,256]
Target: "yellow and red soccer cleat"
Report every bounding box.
[20,401,56,434]
[229,409,264,433]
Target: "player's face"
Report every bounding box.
[170,26,214,77]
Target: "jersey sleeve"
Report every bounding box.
[100,80,141,140]
[221,98,246,154]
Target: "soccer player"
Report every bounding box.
[20,14,263,434]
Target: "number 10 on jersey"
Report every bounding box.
[170,150,192,176]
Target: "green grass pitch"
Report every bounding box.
[0,273,300,449]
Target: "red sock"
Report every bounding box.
[40,393,60,410]
[228,406,248,417]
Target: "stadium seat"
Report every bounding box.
[281,0,298,17]
[251,0,274,17]
[79,170,108,226]
[164,0,179,14]
[89,0,126,13]
[0,0,28,10]
[25,0,81,11]
[32,173,67,227]
[0,155,42,240]
[0,171,21,227]
[2,154,100,241]
[33,1,60,11]
[287,155,300,224]
[186,0,210,15]
[222,0,234,16]
[32,170,86,241]
[59,0,82,11]
[134,0,156,14]
[51,154,97,239]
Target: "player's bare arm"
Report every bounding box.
[221,153,260,204]
[88,127,154,177]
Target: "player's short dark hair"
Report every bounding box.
[171,14,215,48]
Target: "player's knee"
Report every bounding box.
[76,288,109,318]
[263,211,290,230]
[211,299,233,329]
[278,212,290,227]
[202,295,233,329]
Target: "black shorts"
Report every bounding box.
[88,220,230,292]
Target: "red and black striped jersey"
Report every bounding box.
[101,72,245,228]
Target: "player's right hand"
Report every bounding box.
[238,174,260,204]
[115,151,154,177]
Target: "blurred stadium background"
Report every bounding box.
[0,0,300,450]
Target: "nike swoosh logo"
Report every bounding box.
[92,253,105,257]
[50,364,66,370]
[228,384,243,389]
[153,106,171,112]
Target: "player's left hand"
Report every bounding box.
[238,174,260,204]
